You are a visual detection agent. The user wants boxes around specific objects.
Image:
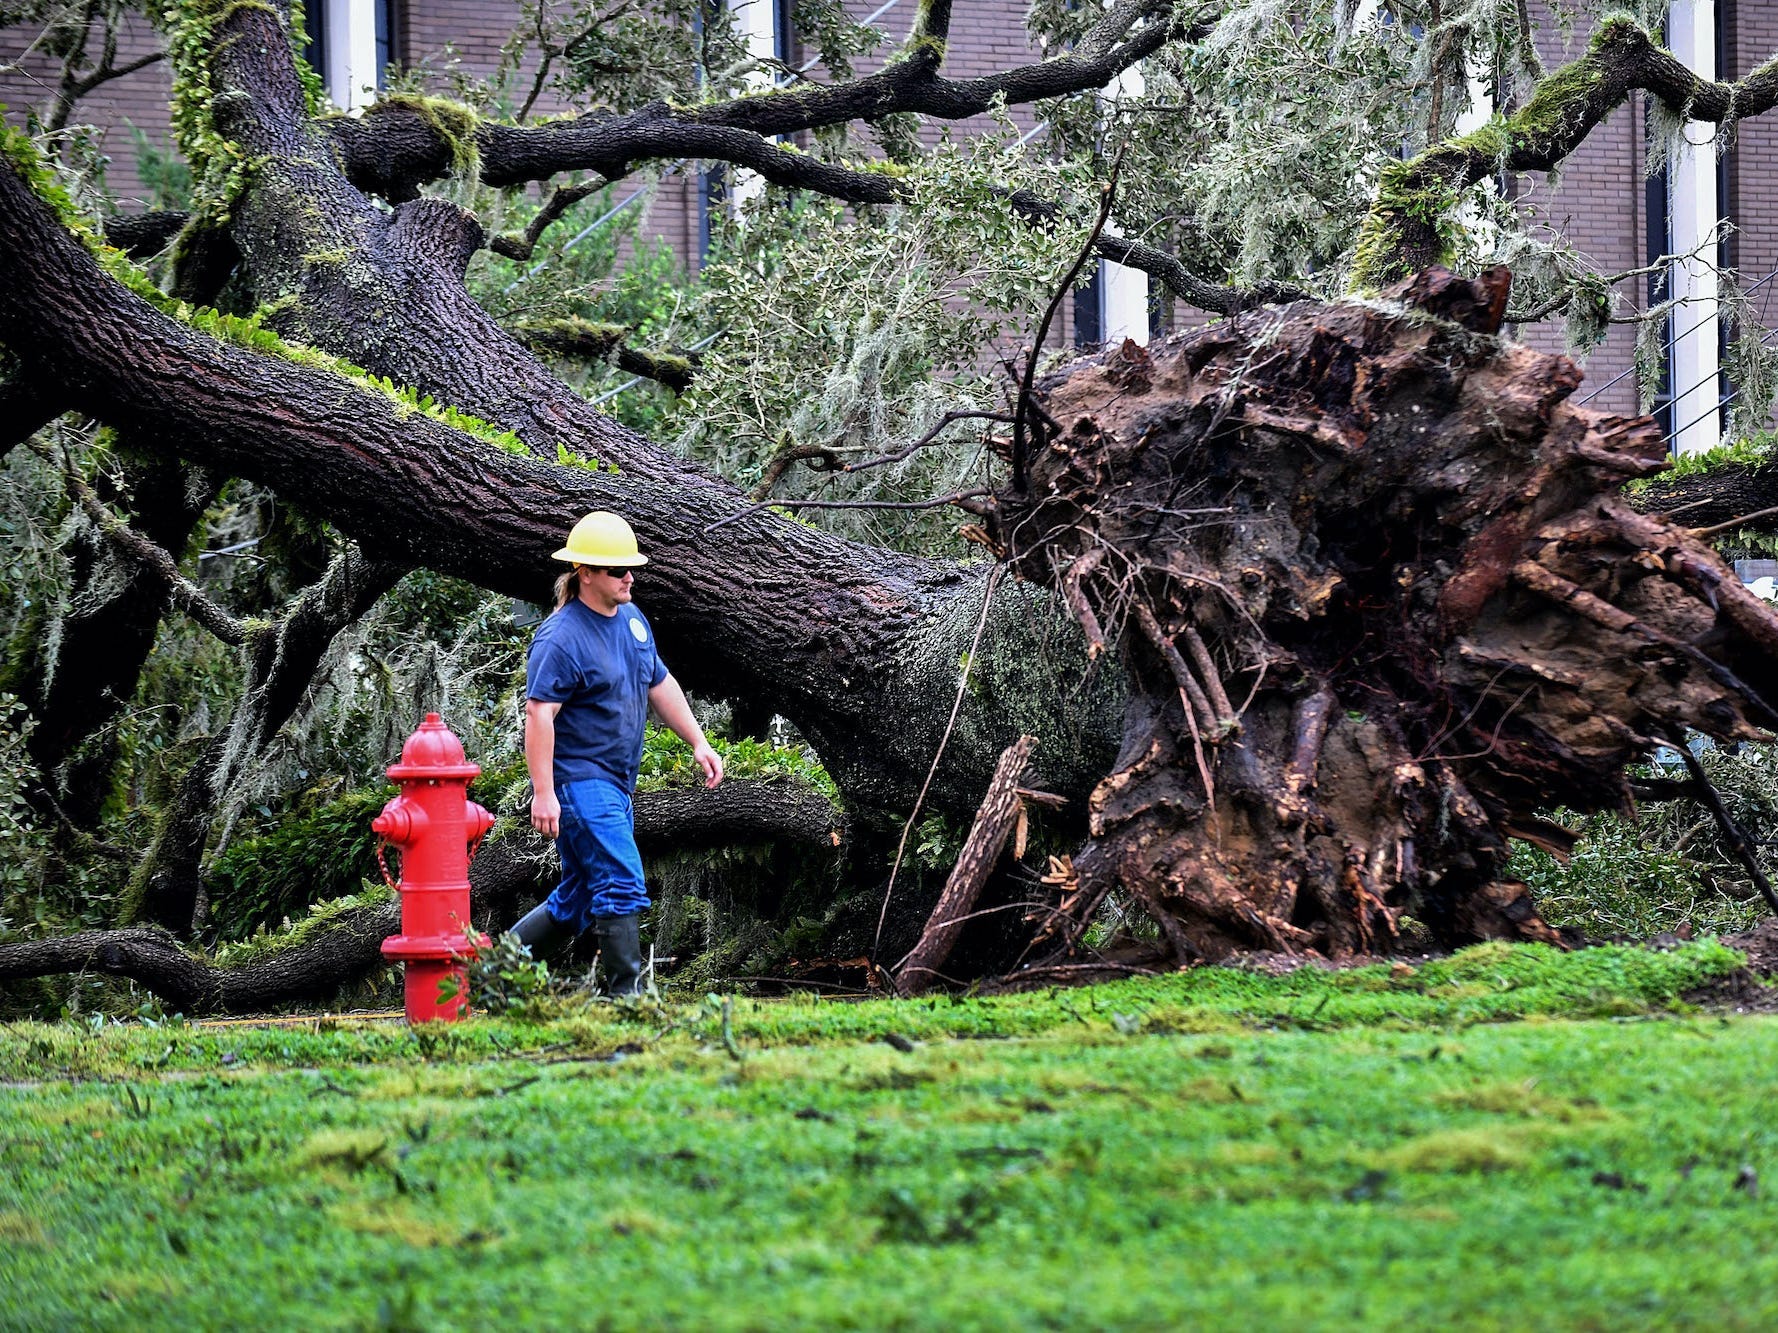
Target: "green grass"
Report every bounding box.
[2,940,1776,1328]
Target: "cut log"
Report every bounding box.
[897,736,1036,995]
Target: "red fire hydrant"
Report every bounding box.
[374,713,495,1023]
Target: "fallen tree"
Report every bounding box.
[7,1,1778,1007]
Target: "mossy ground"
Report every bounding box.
[2,941,1776,1328]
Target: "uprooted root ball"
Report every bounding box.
[976,268,1778,962]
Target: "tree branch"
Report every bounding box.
[897,735,1035,995]
[41,0,165,135]
[836,409,1016,476]
[327,1,1197,196]
[0,359,66,459]
[481,122,1308,316]
[54,49,165,132]
[511,317,701,391]
[1669,737,1778,917]
[20,447,222,823]
[1352,19,1778,287]
[686,0,1180,138]
[302,11,1283,317]
[64,469,246,647]
[0,909,397,1014]
[104,210,190,258]
[186,1,715,483]
[488,178,606,259]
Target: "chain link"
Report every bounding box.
[375,837,400,892]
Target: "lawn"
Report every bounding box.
[2,941,1777,1330]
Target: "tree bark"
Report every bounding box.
[981,268,1778,962]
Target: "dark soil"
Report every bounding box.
[1682,967,1778,1014]
[1719,919,1778,974]
[1684,920,1778,1013]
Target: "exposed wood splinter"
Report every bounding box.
[897,736,1037,995]
[1060,549,1108,658]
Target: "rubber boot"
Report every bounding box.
[510,902,572,958]
[594,913,645,997]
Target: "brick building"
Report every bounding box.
[1512,1,1778,453]
[3,0,1773,437]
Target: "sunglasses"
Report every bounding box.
[590,566,635,579]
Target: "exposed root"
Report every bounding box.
[982,267,1778,962]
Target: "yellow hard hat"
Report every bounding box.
[552,511,649,567]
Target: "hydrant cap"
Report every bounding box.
[387,712,482,781]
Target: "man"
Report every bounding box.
[509,511,724,995]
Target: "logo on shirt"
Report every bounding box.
[629,617,649,643]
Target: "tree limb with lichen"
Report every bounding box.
[511,316,702,392]
[1351,17,1778,289]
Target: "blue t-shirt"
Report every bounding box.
[526,600,669,791]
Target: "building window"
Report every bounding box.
[301,1,325,75]
[1073,268,1103,348]
[1644,161,1676,442]
[375,0,399,81]
[301,0,400,103]
[774,0,795,64]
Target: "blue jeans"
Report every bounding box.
[543,777,650,930]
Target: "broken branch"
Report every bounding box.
[896,735,1037,995]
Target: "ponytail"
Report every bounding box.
[552,566,581,611]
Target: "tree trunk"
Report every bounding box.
[0,154,1122,827]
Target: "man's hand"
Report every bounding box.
[531,789,561,838]
[651,675,725,789]
[693,740,725,789]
